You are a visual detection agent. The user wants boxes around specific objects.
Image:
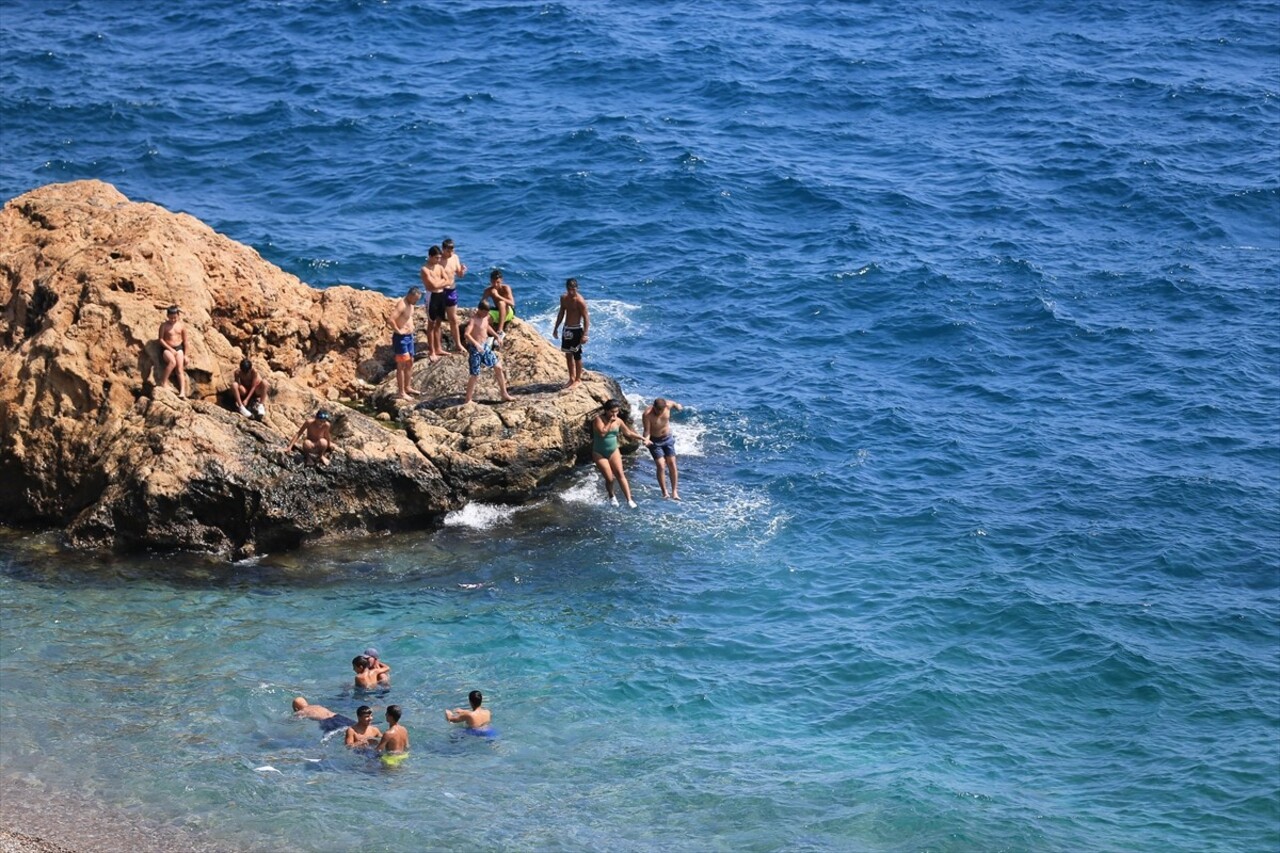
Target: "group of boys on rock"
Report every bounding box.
[154,236,687,497]
[291,647,492,765]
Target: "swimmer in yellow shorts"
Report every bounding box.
[376,704,409,766]
[481,269,517,342]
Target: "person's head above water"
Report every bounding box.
[363,647,379,661]
[356,705,373,720]
[352,655,369,671]
[469,690,483,710]
[428,245,441,259]
[292,697,308,711]
[386,704,402,724]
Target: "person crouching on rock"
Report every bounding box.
[232,358,269,418]
[463,298,515,405]
[287,409,334,466]
[157,305,190,398]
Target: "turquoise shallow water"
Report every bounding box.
[2,0,1279,850]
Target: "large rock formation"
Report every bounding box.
[0,181,629,558]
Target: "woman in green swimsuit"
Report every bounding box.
[592,399,650,508]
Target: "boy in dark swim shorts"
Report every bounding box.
[552,278,589,389]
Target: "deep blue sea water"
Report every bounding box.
[1,1,1278,850]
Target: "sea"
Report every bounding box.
[0,1,1277,851]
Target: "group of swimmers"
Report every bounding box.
[291,647,493,766]
[156,236,688,495]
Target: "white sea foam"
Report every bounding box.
[443,502,522,529]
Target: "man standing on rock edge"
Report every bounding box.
[388,286,421,399]
[552,278,589,389]
[441,237,467,355]
[157,305,189,398]
[463,298,515,405]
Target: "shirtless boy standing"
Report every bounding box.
[441,237,467,354]
[420,246,450,362]
[352,655,387,689]
[344,705,381,748]
[157,305,189,398]
[232,358,269,418]
[642,397,684,500]
[552,278,589,389]
[287,410,334,466]
[444,690,492,730]
[377,705,409,759]
[463,299,515,405]
[388,286,422,399]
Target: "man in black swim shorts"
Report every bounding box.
[552,278,589,389]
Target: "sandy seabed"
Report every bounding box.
[0,778,234,853]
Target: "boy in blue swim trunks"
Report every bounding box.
[444,690,492,731]
[387,286,421,399]
[463,299,515,405]
[642,397,684,500]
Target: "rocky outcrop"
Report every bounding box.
[0,181,629,558]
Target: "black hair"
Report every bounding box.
[477,297,491,311]
[166,305,180,314]
[489,269,502,282]
[239,359,252,372]
[442,237,454,249]
[353,655,368,668]
[428,245,442,258]
[357,705,372,717]
[469,690,483,709]
[386,704,402,723]
[604,399,621,410]
[565,277,578,289]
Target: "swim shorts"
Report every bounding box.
[561,324,583,360]
[648,432,676,460]
[380,751,409,767]
[467,342,498,376]
[489,308,515,325]
[392,332,414,364]
[444,288,458,306]
[428,292,447,321]
[318,714,356,734]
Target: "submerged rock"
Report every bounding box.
[0,180,629,558]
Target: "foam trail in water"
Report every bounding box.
[443,502,522,529]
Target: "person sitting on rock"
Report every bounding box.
[157,305,189,398]
[232,358,269,418]
[481,269,517,342]
[463,298,515,405]
[287,409,334,466]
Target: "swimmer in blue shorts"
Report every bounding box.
[642,397,684,500]
[292,696,354,732]
[463,299,514,405]
[387,286,421,399]
[444,689,493,734]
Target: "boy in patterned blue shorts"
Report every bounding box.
[464,299,515,405]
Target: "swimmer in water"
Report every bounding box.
[376,705,409,761]
[352,655,384,690]
[292,696,354,733]
[362,647,391,682]
[344,705,381,748]
[444,690,492,730]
